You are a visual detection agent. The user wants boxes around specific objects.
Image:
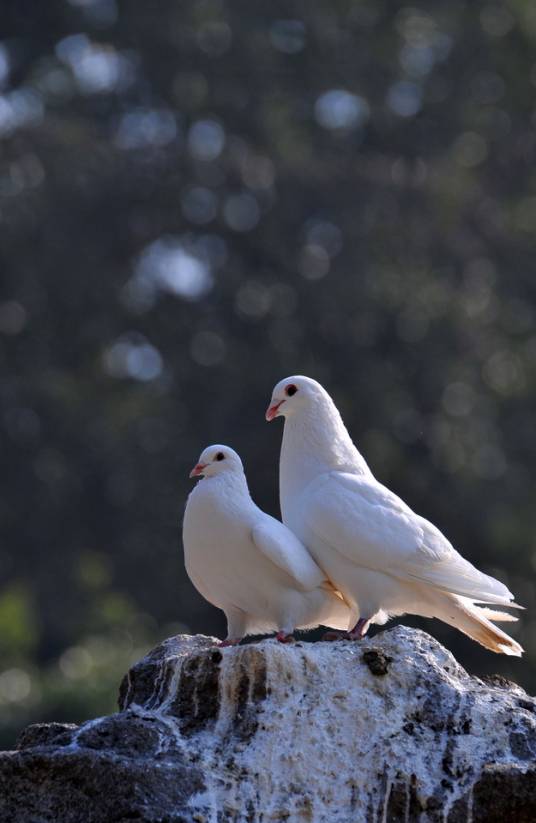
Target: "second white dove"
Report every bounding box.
[183,443,350,645]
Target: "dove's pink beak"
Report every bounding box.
[189,463,207,478]
[265,400,284,422]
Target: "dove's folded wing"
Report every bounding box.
[251,518,326,591]
[303,471,516,605]
[403,514,517,605]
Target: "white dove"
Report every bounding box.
[182,444,351,646]
[266,376,523,656]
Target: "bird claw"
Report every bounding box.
[276,632,295,643]
[348,618,370,640]
[218,638,241,647]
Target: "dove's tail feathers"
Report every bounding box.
[475,600,524,611]
[435,594,523,657]
[474,606,519,622]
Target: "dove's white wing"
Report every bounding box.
[302,471,515,605]
[251,517,326,592]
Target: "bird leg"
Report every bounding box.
[218,637,242,647]
[276,631,295,643]
[348,617,371,640]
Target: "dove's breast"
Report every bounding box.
[183,483,254,608]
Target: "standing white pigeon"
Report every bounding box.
[182,444,351,645]
[266,376,523,656]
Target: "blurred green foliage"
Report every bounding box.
[0,584,38,658]
[1,0,536,747]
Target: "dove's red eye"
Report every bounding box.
[285,384,297,397]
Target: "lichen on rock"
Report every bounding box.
[1,625,535,822]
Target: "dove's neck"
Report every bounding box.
[279,397,371,519]
[197,470,254,515]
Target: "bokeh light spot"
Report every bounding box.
[315,89,369,131]
[480,6,515,38]
[483,350,525,395]
[0,89,44,137]
[235,280,272,319]
[67,0,118,28]
[181,186,218,225]
[270,20,306,54]
[56,34,134,94]
[223,192,260,232]
[59,646,92,680]
[452,132,488,167]
[190,331,226,366]
[442,382,476,417]
[299,244,330,280]
[103,334,163,381]
[115,108,177,149]
[187,119,225,161]
[133,237,214,304]
[197,21,232,57]
[399,44,435,77]
[472,444,506,479]
[386,81,422,117]
[0,668,31,703]
[306,220,342,257]
[240,153,275,190]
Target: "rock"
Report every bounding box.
[1,625,535,822]
[17,721,79,750]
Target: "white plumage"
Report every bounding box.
[266,376,523,656]
[182,444,350,645]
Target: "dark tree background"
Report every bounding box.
[1,0,535,747]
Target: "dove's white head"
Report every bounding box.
[265,375,327,421]
[189,444,243,479]
[266,374,372,524]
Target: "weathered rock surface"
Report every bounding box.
[1,626,536,822]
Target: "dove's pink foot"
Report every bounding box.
[218,637,241,647]
[348,617,371,640]
[276,631,295,643]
